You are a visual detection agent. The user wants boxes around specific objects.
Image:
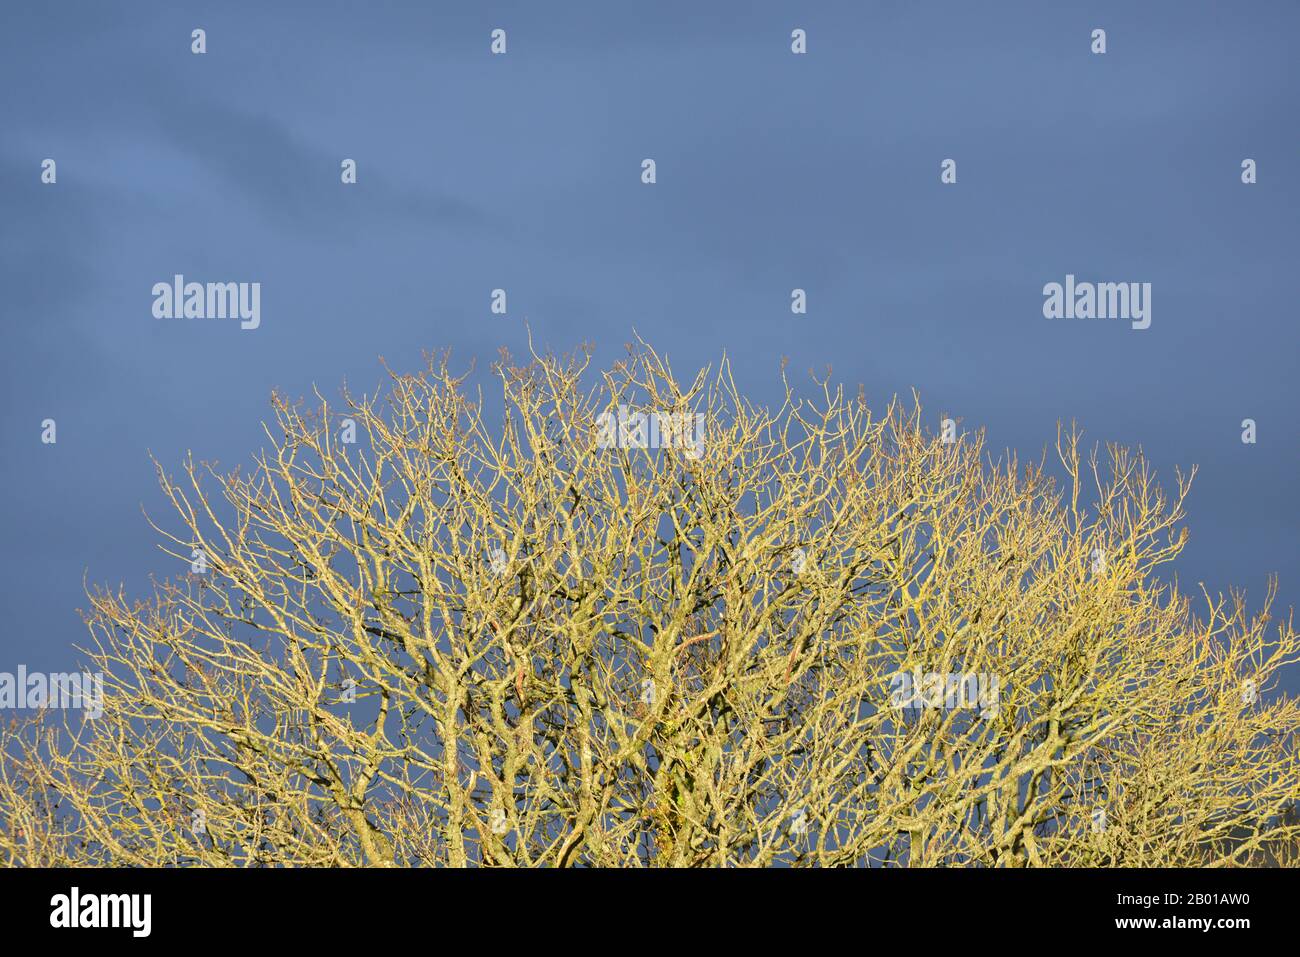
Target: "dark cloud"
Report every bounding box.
[0,0,1295,688]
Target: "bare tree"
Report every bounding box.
[2,339,1297,866]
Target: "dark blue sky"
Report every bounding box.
[1,1,1296,690]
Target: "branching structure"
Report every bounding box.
[2,340,1297,866]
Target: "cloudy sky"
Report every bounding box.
[1,1,1296,690]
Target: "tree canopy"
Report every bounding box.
[3,340,1296,866]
